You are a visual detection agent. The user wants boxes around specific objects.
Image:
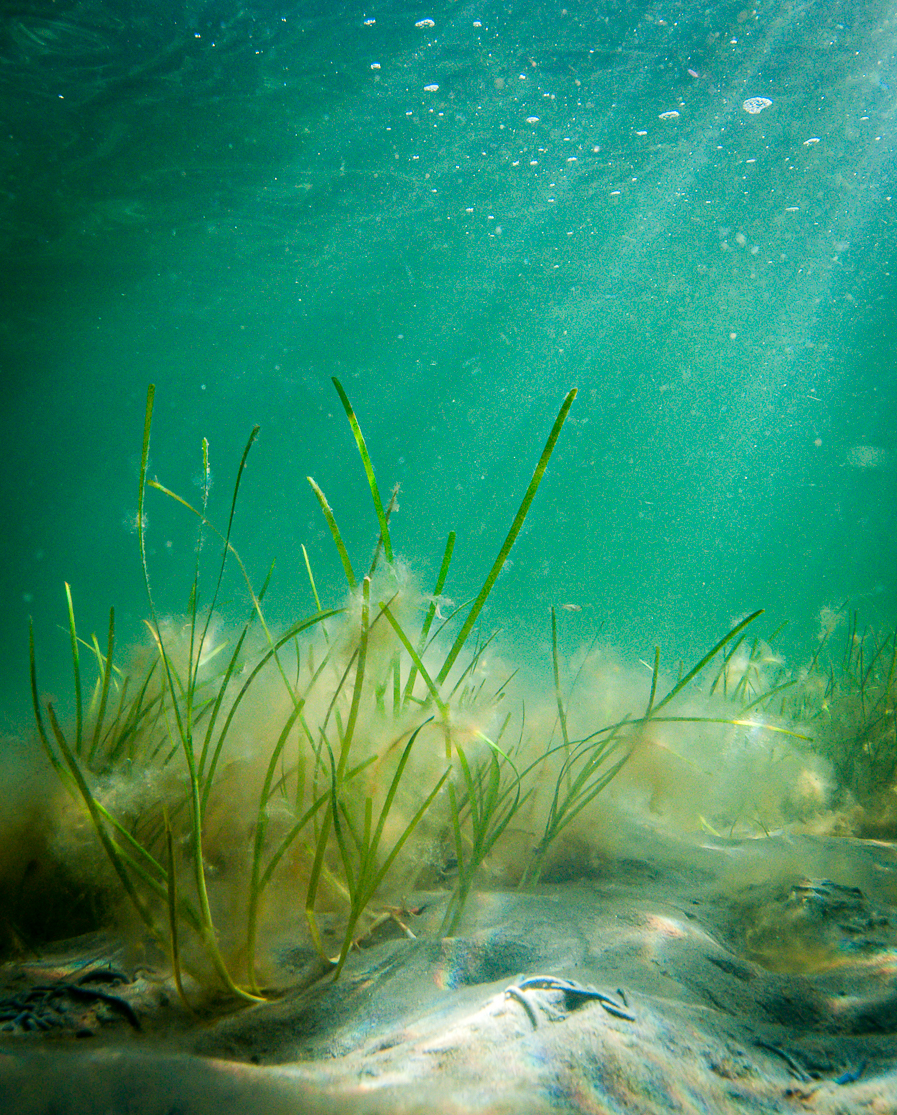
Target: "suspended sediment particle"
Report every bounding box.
[846,445,890,470]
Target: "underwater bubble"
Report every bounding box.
[742,97,772,114]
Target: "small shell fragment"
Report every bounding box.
[658,110,680,120]
[742,97,772,114]
[415,18,435,28]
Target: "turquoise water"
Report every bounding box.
[3,0,896,729]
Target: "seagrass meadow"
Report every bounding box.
[2,383,897,1115]
[9,378,891,1012]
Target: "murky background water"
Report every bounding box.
[3,0,896,729]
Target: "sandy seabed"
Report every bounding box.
[2,819,896,1115]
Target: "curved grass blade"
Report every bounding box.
[403,533,456,705]
[63,584,84,757]
[305,581,372,959]
[308,477,356,589]
[551,607,570,749]
[650,610,764,715]
[86,609,116,765]
[644,646,660,716]
[47,702,161,937]
[436,388,577,686]
[332,719,447,977]
[331,377,393,564]
[379,601,448,721]
[165,816,192,1012]
[442,735,523,936]
[367,483,400,579]
[29,621,62,776]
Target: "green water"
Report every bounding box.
[2,0,896,729]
